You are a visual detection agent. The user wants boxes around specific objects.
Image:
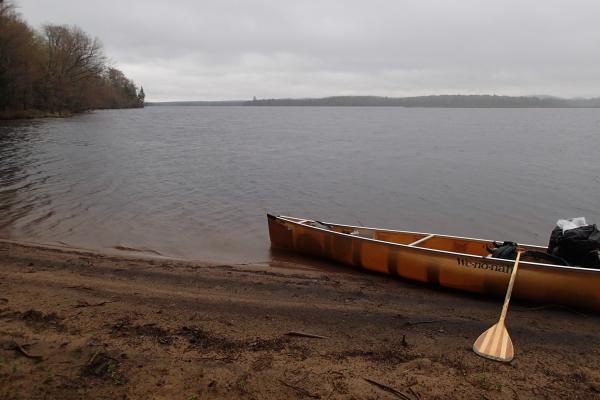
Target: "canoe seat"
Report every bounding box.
[408,234,435,247]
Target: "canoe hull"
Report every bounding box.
[268,214,600,311]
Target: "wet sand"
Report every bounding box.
[1,239,599,399]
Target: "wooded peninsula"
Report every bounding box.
[0,0,144,120]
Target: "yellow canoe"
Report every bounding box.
[267,214,600,311]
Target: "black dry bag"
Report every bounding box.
[548,224,600,268]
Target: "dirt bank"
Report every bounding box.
[0,240,599,399]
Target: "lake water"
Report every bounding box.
[0,107,598,263]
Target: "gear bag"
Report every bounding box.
[488,241,569,266]
[548,224,600,268]
[490,241,518,260]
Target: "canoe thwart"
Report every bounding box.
[409,234,435,247]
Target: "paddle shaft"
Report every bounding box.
[498,251,523,326]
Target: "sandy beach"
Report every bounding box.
[1,239,599,399]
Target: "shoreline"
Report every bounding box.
[1,239,599,399]
[0,110,74,120]
[0,106,144,121]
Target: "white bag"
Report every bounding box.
[556,217,588,233]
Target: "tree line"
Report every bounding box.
[0,0,144,119]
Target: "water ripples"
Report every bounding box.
[1,107,599,262]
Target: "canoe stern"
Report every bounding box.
[267,214,295,251]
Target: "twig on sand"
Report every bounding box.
[409,386,421,400]
[87,350,100,366]
[66,285,93,291]
[508,386,520,399]
[514,304,586,317]
[286,331,328,339]
[402,334,409,347]
[364,378,412,400]
[278,379,320,398]
[74,300,114,308]
[10,342,43,361]
[403,320,438,327]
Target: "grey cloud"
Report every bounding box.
[18,0,600,100]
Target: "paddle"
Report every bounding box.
[473,249,523,362]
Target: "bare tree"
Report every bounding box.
[43,24,106,111]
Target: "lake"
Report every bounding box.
[0,106,598,263]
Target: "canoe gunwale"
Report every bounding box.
[274,215,600,274]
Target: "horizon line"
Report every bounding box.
[146,94,600,103]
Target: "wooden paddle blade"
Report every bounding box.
[473,323,514,362]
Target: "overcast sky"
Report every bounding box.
[18,0,600,101]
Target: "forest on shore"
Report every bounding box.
[0,0,144,119]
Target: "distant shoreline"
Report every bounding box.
[146,94,600,108]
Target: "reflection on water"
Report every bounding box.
[0,107,599,263]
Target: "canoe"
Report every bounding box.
[267,214,600,311]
